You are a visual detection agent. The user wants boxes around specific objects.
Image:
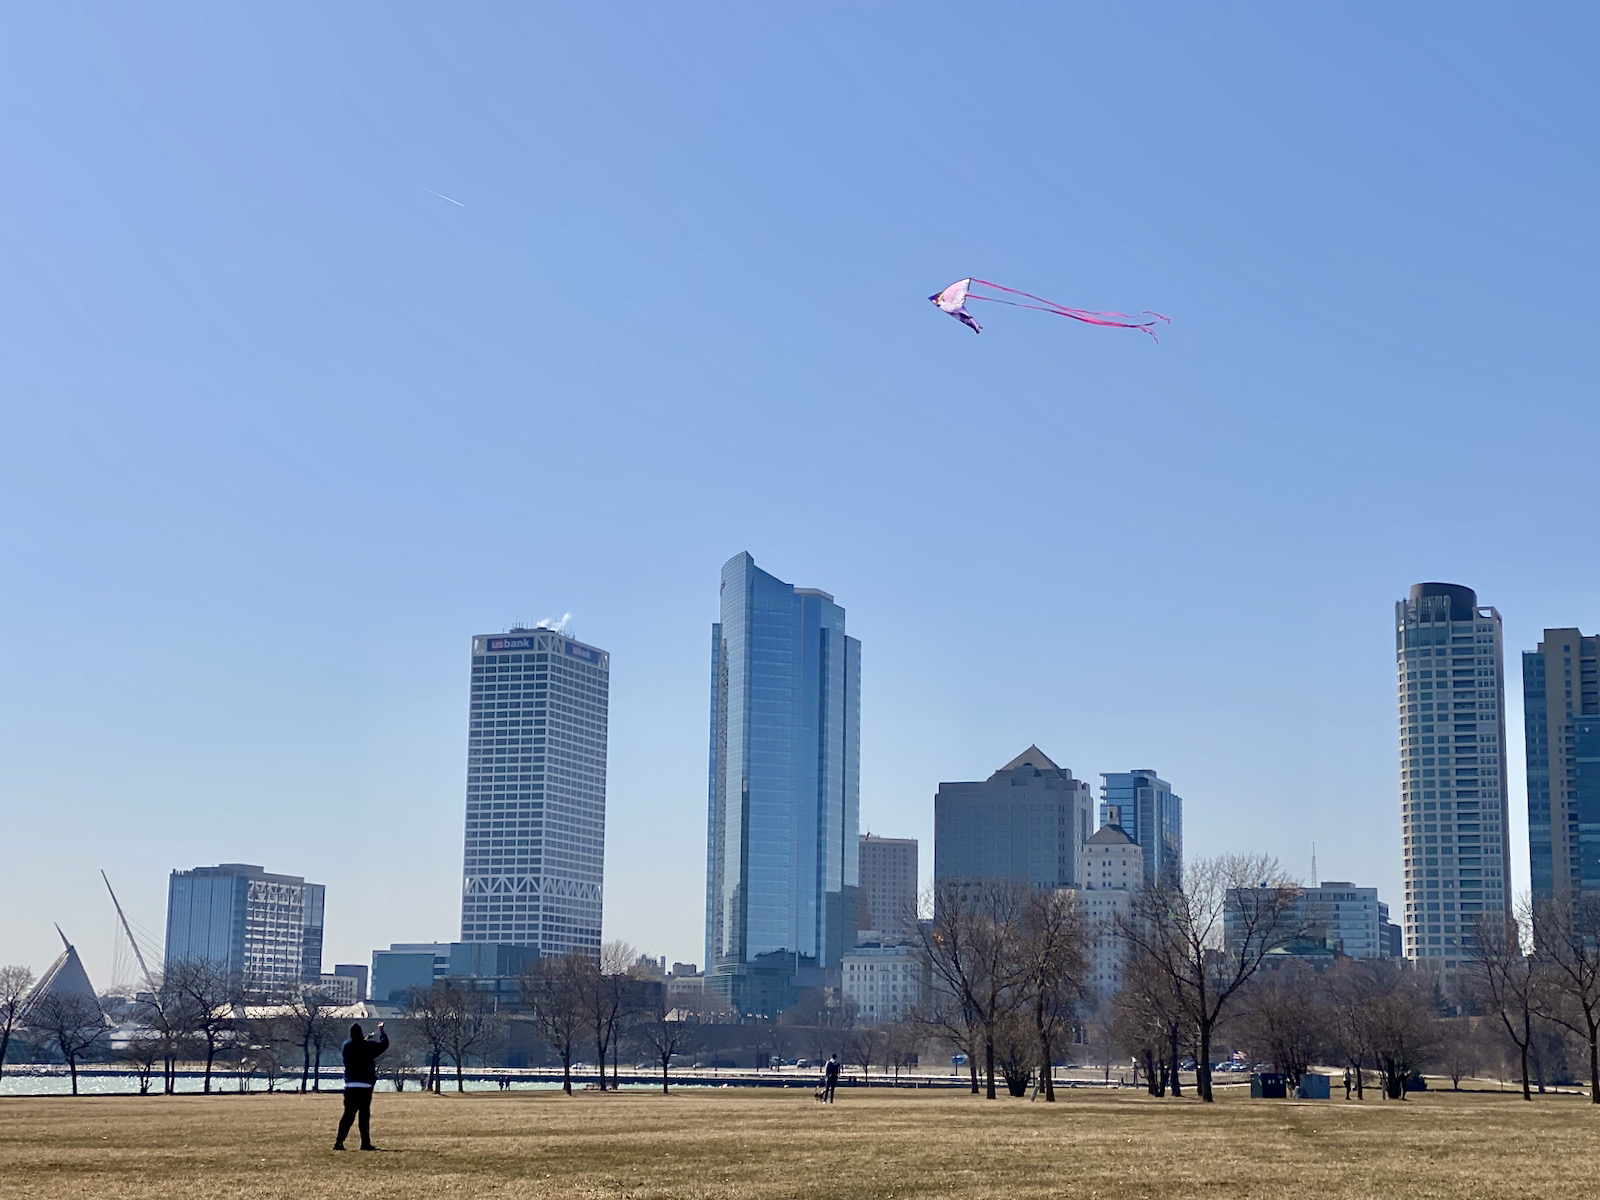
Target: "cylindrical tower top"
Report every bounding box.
[1409,582,1477,622]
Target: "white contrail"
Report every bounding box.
[423,187,466,207]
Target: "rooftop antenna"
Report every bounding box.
[1311,842,1318,888]
[102,870,159,997]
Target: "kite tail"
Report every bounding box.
[969,279,1168,335]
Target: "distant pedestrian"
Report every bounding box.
[823,1053,841,1103]
[1343,1068,1353,1100]
[335,1021,389,1151]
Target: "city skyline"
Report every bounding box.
[5,8,1599,980]
[5,568,1586,980]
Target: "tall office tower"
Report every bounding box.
[858,834,918,936]
[1524,628,1600,907]
[934,746,1096,892]
[461,627,609,957]
[164,864,325,997]
[705,552,860,1007]
[1396,582,1511,973]
[1098,769,1184,890]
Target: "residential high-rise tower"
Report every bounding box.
[1395,582,1511,972]
[1524,628,1600,907]
[705,552,860,1009]
[461,628,609,957]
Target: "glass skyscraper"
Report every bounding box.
[164,863,324,998]
[705,552,860,1004]
[1395,582,1511,973]
[1099,769,1183,890]
[460,628,609,958]
[1524,627,1600,907]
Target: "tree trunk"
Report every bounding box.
[562,1052,572,1095]
[1587,1020,1599,1104]
[67,1053,79,1096]
[968,1051,979,1094]
[204,1040,215,1094]
[1354,1060,1365,1100]
[455,1057,465,1092]
[596,1036,608,1091]
[661,1058,670,1094]
[1041,1031,1055,1102]
[301,1040,311,1093]
[984,1034,996,1100]
[1168,1027,1182,1098]
[1197,1021,1214,1102]
[1519,1040,1531,1101]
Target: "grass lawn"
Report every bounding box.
[0,1083,1587,1199]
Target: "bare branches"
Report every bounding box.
[0,965,34,1082]
[1529,895,1600,1103]
[21,991,107,1095]
[517,952,589,1095]
[1469,905,1540,1100]
[1116,853,1305,1101]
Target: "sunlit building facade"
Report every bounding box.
[460,628,609,958]
[705,552,860,1008]
[1396,582,1511,973]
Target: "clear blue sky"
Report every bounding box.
[3,5,1597,983]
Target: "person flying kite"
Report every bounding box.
[929,278,1168,341]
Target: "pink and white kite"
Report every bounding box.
[929,278,1169,341]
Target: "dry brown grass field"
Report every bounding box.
[0,1084,1587,1200]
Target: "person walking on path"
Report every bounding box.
[1343,1068,1353,1100]
[823,1053,841,1103]
[335,1021,389,1151]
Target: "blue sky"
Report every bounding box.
[3,5,1597,983]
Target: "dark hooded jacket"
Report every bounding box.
[342,1028,389,1086]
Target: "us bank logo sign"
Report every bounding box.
[488,637,535,652]
[564,641,600,664]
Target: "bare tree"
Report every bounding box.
[0,965,34,1081]
[1362,964,1442,1099]
[1233,963,1325,1092]
[1117,853,1306,1101]
[163,958,240,1093]
[1018,888,1090,1101]
[993,1013,1035,1097]
[1531,895,1600,1103]
[403,984,454,1093]
[127,981,188,1095]
[576,941,636,1091]
[1470,907,1540,1100]
[117,1031,162,1095]
[1436,1016,1483,1090]
[1111,945,1185,1096]
[843,1025,886,1084]
[282,984,343,1093]
[23,992,108,1095]
[632,986,701,1094]
[519,952,588,1094]
[382,1029,422,1093]
[438,981,503,1092]
[917,880,1030,1099]
[884,1019,920,1084]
